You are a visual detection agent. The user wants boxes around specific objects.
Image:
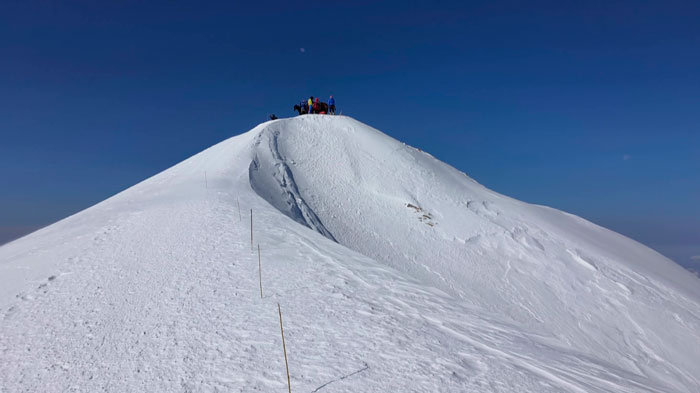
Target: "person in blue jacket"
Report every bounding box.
[328,95,336,115]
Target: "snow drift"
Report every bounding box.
[1,115,699,392]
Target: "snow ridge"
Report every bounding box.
[1,115,699,392]
[249,124,336,241]
[252,115,700,391]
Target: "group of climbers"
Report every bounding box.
[293,95,336,115]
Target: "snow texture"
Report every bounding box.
[1,115,699,392]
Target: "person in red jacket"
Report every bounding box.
[313,97,320,114]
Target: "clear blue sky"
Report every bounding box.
[1,1,698,269]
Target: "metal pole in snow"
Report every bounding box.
[278,303,291,393]
[258,244,263,299]
[237,198,242,222]
[250,209,253,251]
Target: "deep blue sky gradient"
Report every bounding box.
[1,1,699,268]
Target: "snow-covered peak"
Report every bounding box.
[250,116,700,388]
[1,115,699,392]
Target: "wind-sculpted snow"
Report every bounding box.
[249,126,336,241]
[1,115,699,392]
[256,116,700,391]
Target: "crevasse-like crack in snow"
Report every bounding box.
[248,125,337,241]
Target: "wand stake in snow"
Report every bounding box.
[205,171,208,189]
[278,303,291,393]
[258,244,263,299]
[250,209,253,250]
[237,198,242,222]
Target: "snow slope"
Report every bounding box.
[1,115,699,392]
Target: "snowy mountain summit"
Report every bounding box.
[1,115,699,392]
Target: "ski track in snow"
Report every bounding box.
[1,116,699,392]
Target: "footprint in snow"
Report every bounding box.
[4,306,18,320]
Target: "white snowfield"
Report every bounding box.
[1,116,699,392]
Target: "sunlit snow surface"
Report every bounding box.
[1,116,699,392]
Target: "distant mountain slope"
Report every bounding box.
[1,115,698,392]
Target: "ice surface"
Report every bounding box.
[1,116,699,392]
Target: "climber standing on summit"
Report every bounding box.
[308,96,314,114]
[328,95,336,115]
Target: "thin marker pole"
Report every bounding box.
[237,198,242,222]
[205,171,208,189]
[250,209,253,250]
[258,244,263,299]
[278,303,291,393]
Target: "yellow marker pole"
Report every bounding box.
[278,303,291,393]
